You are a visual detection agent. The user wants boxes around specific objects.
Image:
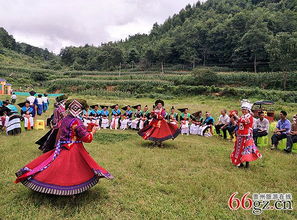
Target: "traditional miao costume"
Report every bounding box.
[89,105,101,127]
[189,112,203,135]
[82,109,92,127]
[138,100,180,143]
[6,104,19,113]
[36,95,68,153]
[190,117,203,135]
[179,109,192,135]
[110,105,121,130]
[6,112,22,135]
[100,106,110,129]
[120,106,132,130]
[35,95,44,116]
[42,95,49,113]
[0,115,6,130]
[142,108,151,128]
[21,104,34,130]
[15,99,113,195]
[166,107,179,127]
[131,105,143,130]
[230,100,262,168]
[0,107,10,132]
[197,116,214,136]
[26,92,37,117]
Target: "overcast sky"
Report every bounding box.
[0,0,199,53]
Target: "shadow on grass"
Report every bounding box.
[140,141,177,149]
[22,186,109,213]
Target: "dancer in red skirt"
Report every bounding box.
[138,100,180,147]
[36,94,68,153]
[230,100,262,168]
[15,99,113,195]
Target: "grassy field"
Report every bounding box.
[0,95,297,219]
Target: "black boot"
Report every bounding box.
[245,162,250,168]
[238,163,244,168]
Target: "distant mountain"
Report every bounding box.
[0,27,56,61]
[59,0,297,72]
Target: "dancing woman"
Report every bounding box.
[15,99,113,195]
[138,100,180,147]
[230,100,262,168]
[36,95,68,153]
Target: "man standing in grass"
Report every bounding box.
[271,111,291,150]
[42,94,49,113]
[284,114,297,153]
[253,111,269,146]
[11,92,17,104]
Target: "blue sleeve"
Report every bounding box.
[34,98,37,105]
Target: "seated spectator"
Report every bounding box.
[3,100,18,113]
[215,109,230,139]
[197,112,214,136]
[190,111,203,135]
[227,115,238,139]
[253,111,269,146]
[179,108,192,135]
[21,102,34,130]
[284,114,297,153]
[271,111,291,150]
[5,110,22,135]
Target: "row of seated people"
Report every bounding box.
[80,104,216,136]
[214,109,297,153]
[0,101,36,135]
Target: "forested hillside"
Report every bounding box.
[0,27,56,61]
[59,0,297,72]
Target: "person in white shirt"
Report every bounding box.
[11,92,17,104]
[36,94,44,116]
[42,94,49,112]
[26,91,37,117]
[215,109,230,139]
[253,111,269,146]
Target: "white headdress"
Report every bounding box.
[241,99,253,111]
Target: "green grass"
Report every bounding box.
[0,95,297,219]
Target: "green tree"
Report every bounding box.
[155,38,172,73]
[266,32,297,89]
[236,13,272,73]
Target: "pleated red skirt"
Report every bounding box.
[138,119,180,142]
[15,143,113,195]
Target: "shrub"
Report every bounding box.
[191,68,219,86]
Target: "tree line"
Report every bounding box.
[1,0,297,73]
[59,0,297,73]
[0,27,55,61]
